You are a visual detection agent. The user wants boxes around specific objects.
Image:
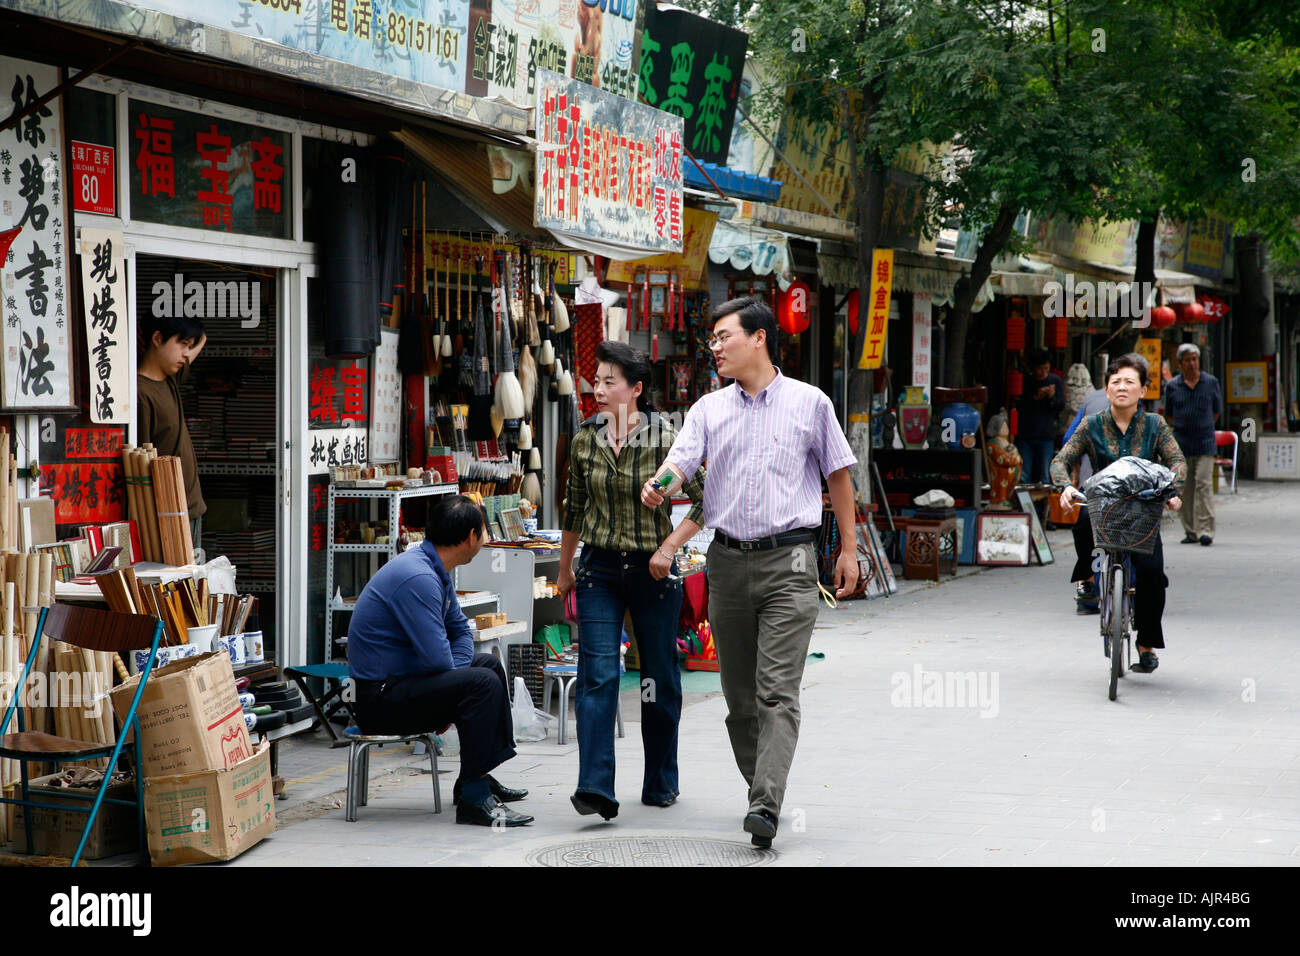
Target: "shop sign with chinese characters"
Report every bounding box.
[857,249,893,370]
[911,294,931,388]
[307,428,369,476]
[78,228,131,424]
[535,68,683,254]
[128,99,290,239]
[116,1,641,110]
[1,56,74,409]
[71,141,116,216]
[638,3,747,166]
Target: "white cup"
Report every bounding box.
[187,624,219,654]
[217,634,246,666]
[242,630,265,664]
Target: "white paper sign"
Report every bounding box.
[1,56,73,408]
[369,327,401,463]
[78,227,130,423]
[912,293,932,388]
[307,426,368,476]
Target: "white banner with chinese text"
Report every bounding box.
[78,227,131,424]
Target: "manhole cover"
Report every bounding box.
[527,836,772,867]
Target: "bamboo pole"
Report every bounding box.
[0,429,9,554]
[24,553,43,735]
[8,455,18,553]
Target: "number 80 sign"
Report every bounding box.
[70,141,115,217]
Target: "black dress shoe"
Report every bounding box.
[642,794,677,808]
[744,810,778,847]
[453,774,529,805]
[1200,536,1213,546]
[570,791,619,820]
[455,794,534,827]
[1181,533,1200,544]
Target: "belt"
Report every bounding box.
[714,528,818,552]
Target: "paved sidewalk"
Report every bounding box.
[221,480,1299,865]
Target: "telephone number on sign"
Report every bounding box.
[386,13,460,59]
[253,0,303,12]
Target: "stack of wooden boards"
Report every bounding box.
[121,443,195,566]
[93,568,256,647]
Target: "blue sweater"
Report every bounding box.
[347,540,474,681]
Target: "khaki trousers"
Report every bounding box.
[705,539,820,817]
[1180,454,1216,538]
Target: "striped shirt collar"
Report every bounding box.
[733,368,784,406]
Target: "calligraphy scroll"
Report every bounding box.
[78,227,131,423]
[0,56,74,409]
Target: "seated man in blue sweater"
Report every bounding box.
[348,495,532,827]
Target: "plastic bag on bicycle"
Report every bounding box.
[1083,457,1176,556]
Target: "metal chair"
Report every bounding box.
[1214,429,1239,493]
[0,604,165,866]
[333,728,442,822]
[542,664,623,746]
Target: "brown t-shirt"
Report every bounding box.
[137,372,206,519]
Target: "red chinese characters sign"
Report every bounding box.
[71,141,115,216]
[40,463,126,524]
[65,426,124,459]
[534,69,684,254]
[128,99,289,239]
[309,360,368,427]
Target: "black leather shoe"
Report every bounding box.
[744,810,778,848]
[642,794,677,808]
[570,791,619,820]
[1181,533,1199,544]
[455,794,533,827]
[1130,651,1160,674]
[453,774,529,806]
[1200,536,1213,546]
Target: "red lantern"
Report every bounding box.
[1006,368,1023,398]
[1046,316,1068,349]
[1150,305,1176,330]
[847,288,860,336]
[778,279,812,334]
[1005,313,1026,351]
[1180,301,1205,324]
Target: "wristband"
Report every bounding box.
[658,548,673,562]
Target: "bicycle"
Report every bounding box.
[1066,486,1174,701]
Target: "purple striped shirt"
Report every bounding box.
[665,371,857,539]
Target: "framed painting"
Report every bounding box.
[666,355,694,405]
[976,513,1031,566]
[1015,490,1053,565]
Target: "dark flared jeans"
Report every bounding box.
[574,546,683,804]
[1071,507,1169,648]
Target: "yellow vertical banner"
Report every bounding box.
[1135,338,1163,400]
[858,249,894,369]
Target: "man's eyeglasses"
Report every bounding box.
[706,331,737,350]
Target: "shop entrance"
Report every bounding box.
[135,255,282,655]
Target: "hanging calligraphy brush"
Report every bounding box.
[525,251,541,348]
[467,256,496,441]
[518,343,538,413]
[493,250,525,420]
[520,471,542,510]
[527,447,542,472]
[548,357,562,402]
[516,421,533,450]
[532,253,548,330]
[423,183,442,378]
[551,260,570,333]
[440,248,453,359]
[457,252,474,389]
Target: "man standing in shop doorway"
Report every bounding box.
[137,314,208,549]
[1164,343,1222,545]
[642,296,859,849]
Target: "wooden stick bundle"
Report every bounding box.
[152,455,194,567]
[125,445,164,563]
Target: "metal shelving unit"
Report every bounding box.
[198,462,277,476]
[324,482,460,660]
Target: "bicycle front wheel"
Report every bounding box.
[1108,563,1126,701]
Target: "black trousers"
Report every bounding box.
[1071,508,1169,648]
[354,654,517,782]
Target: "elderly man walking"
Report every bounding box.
[1163,343,1223,545]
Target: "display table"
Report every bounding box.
[894,516,958,581]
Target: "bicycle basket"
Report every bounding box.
[1086,490,1165,555]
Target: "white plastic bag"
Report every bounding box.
[511,677,552,742]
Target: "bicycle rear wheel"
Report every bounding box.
[1108,563,1126,700]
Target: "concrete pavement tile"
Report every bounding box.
[1214,829,1300,853]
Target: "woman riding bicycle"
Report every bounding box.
[1051,353,1186,673]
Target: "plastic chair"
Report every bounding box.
[0,604,165,866]
[1214,430,1238,493]
[285,662,359,742]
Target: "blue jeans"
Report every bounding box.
[574,546,683,804]
[1015,438,1056,485]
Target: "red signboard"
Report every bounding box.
[65,427,125,460]
[71,141,116,216]
[39,463,126,524]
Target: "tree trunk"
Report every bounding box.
[944,202,1019,388]
[842,85,887,506]
[1233,232,1270,477]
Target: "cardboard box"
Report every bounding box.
[475,612,507,629]
[110,651,253,778]
[143,745,275,866]
[10,775,137,860]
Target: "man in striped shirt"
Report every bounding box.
[643,296,859,848]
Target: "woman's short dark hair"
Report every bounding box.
[1105,353,1149,388]
[426,494,486,546]
[712,295,779,364]
[595,340,654,411]
[141,312,205,349]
